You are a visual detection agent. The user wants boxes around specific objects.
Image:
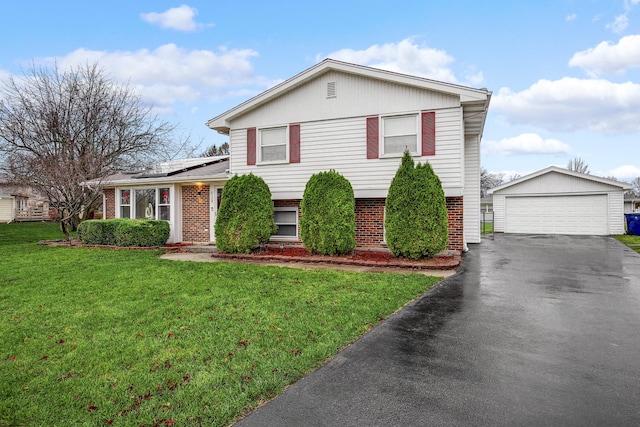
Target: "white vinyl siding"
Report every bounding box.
[463,134,480,245]
[230,70,460,130]
[382,114,418,155]
[230,107,464,199]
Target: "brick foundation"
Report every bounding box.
[182,185,210,242]
[272,197,465,253]
[102,188,464,251]
[445,196,463,252]
[355,198,386,247]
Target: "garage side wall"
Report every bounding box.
[608,192,625,234]
[493,194,506,233]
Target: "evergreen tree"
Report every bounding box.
[300,170,356,255]
[385,151,448,259]
[214,174,276,253]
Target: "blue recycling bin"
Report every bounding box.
[625,213,640,236]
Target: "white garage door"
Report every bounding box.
[505,195,608,235]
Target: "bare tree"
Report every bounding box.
[629,177,640,197]
[480,168,504,197]
[567,157,590,174]
[200,141,229,157]
[0,63,177,240]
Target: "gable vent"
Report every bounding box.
[327,81,336,98]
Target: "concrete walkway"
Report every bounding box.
[233,234,640,426]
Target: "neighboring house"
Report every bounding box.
[480,196,493,213]
[206,59,491,253]
[0,177,50,223]
[100,156,229,243]
[624,193,639,213]
[489,166,630,235]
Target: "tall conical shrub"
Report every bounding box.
[385,151,448,259]
[215,174,277,253]
[300,170,356,255]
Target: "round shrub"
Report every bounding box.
[215,174,277,253]
[113,219,170,247]
[300,170,356,255]
[77,219,126,245]
[385,151,448,259]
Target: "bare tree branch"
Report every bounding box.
[567,157,590,174]
[0,62,181,239]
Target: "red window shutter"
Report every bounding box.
[366,117,379,159]
[247,127,256,165]
[289,124,300,163]
[421,111,436,156]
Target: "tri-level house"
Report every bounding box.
[207,59,491,252]
[101,59,491,253]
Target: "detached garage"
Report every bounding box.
[489,166,630,235]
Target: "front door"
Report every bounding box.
[209,186,224,242]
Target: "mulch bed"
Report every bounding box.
[210,246,461,270]
[37,240,461,270]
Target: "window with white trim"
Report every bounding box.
[120,189,131,218]
[382,114,419,155]
[259,126,287,163]
[118,188,170,221]
[272,207,298,239]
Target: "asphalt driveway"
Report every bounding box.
[236,235,640,426]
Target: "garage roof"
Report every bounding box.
[488,166,631,194]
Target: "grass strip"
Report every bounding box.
[614,234,640,253]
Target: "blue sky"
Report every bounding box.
[2,0,640,181]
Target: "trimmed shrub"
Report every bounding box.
[113,219,170,247]
[385,151,448,259]
[77,219,125,245]
[300,170,356,255]
[215,174,277,253]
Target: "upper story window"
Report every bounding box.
[259,126,288,163]
[382,114,418,156]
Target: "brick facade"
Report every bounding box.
[102,187,465,251]
[355,198,386,247]
[182,185,210,243]
[104,188,115,219]
[445,196,464,252]
[272,196,465,253]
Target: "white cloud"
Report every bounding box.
[141,5,212,32]
[607,14,629,34]
[609,164,640,181]
[492,77,640,134]
[45,44,270,109]
[569,34,640,75]
[482,133,571,156]
[566,14,577,22]
[319,37,483,86]
[606,0,640,33]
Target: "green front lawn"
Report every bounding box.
[614,234,640,253]
[0,222,439,426]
